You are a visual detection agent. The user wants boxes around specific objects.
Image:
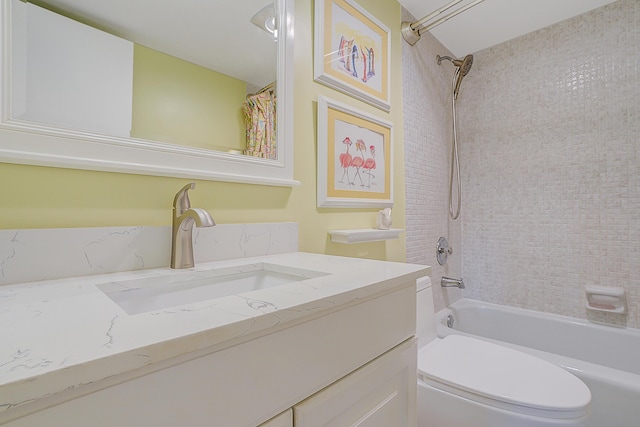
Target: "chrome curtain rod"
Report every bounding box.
[402,0,486,46]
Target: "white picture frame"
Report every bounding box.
[314,0,391,112]
[317,96,393,208]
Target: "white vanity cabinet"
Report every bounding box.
[2,279,418,427]
[260,410,293,427]
[294,338,417,426]
[260,337,416,427]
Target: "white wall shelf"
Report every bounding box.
[328,229,403,244]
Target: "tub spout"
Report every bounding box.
[171,183,215,269]
[441,276,465,289]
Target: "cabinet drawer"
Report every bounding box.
[294,338,417,427]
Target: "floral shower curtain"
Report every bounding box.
[243,87,276,160]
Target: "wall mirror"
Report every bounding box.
[0,0,298,186]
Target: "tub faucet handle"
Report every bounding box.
[436,237,453,265]
[438,246,453,255]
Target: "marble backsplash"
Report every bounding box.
[0,222,298,286]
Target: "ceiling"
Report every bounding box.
[397,0,619,57]
[33,0,278,88]
[31,0,619,84]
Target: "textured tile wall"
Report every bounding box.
[457,0,639,327]
[402,9,463,312]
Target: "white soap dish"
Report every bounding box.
[585,285,627,314]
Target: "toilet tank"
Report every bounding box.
[417,277,437,348]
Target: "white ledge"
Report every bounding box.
[328,228,403,244]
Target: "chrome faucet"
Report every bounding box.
[441,276,465,289]
[171,183,215,269]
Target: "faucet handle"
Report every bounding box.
[173,182,196,213]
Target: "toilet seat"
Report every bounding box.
[418,335,591,420]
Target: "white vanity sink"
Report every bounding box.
[97,263,329,315]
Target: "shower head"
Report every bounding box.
[455,54,473,76]
[453,54,472,99]
[437,54,473,100]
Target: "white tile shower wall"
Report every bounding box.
[402,8,463,312]
[457,0,639,327]
[0,222,298,286]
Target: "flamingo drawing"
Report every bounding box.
[350,139,366,186]
[339,137,353,183]
[363,145,376,188]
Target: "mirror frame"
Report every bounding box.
[0,0,298,187]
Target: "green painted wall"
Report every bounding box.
[130,45,246,152]
[0,0,407,263]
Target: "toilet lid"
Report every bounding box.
[418,335,591,419]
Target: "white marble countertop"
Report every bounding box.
[0,252,429,419]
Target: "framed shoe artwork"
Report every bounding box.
[314,0,391,112]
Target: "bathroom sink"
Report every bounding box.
[97,263,329,315]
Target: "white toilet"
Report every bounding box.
[416,277,591,427]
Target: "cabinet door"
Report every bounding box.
[259,409,293,427]
[294,338,417,427]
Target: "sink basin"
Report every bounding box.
[97,263,329,315]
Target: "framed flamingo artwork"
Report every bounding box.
[314,0,391,112]
[317,96,393,208]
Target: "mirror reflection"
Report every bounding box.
[14,0,278,159]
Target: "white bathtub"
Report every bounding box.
[436,299,640,427]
